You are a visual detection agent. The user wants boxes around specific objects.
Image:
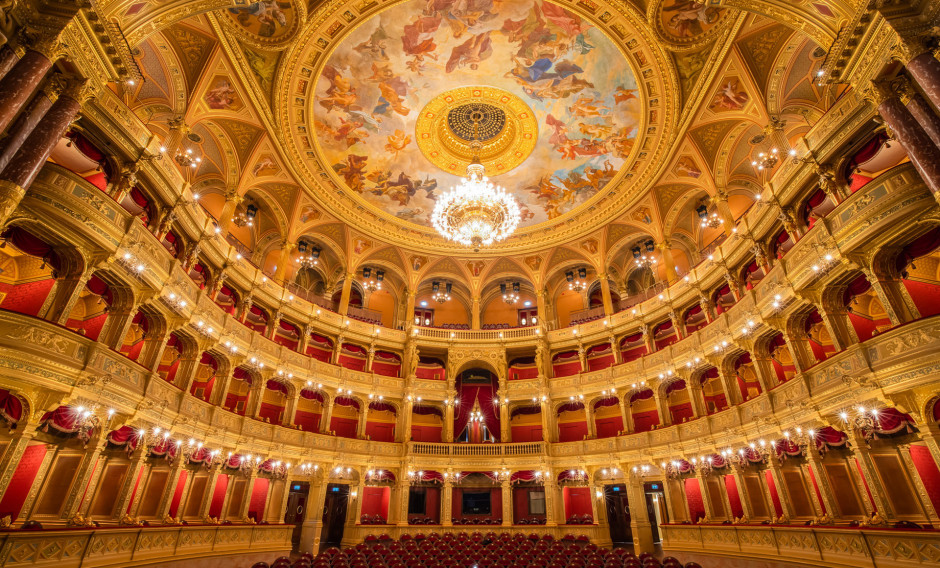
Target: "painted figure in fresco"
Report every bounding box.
[355,25,391,61]
[319,66,359,112]
[569,96,608,117]
[710,80,749,111]
[333,155,369,192]
[662,0,720,38]
[614,86,638,104]
[205,79,238,110]
[401,13,443,62]
[229,0,291,38]
[445,32,493,72]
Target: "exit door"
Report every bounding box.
[322,484,349,548]
[643,482,666,544]
[604,484,632,545]
[285,482,309,550]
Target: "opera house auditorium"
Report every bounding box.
[0,0,939,566]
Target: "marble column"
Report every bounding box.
[868,79,940,197]
[898,444,940,522]
[0,45,18,81]
[654,391,671,427]
[584,403,596,439]
[695,471,716,520]
[60,442,105,519]
[849,430,895,520]
[906,91,940,149]
[0,83,55,172]
[0,77,85,228]
[0,44,58,135]
[357,403,369,439]
[905,48,940,111]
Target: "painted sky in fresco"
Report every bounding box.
[313,0,641,227]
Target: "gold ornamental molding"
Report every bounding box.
[415,86,538,177]
[275,0,677,256]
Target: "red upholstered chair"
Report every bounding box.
[250,563,269,568]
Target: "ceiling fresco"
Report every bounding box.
[312,0,641,227]
[112,0,841,291]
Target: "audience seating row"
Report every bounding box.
[302,532,703,568]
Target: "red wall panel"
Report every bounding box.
[208,474,229,518]
[248,477,269,521]
[366,421,395,442]
[910,445,940,515]
[724,475,743,518]
[562,487,592,521]
[764,470,783,517]
[0,279,55,317]
[558,421,588,442]
[294,410,321,432]
[168,470,188,518]
[361,486,390,521]
[330,416,358,439]
[511,425,542,442]
[684,478,705,522]
[0,444,46,520]
[411,425,442,442]
[595,416,623,439]
[902,280,940,318]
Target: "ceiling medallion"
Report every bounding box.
[415,86,538,178]
[424,87,532,250]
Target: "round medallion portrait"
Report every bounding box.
[223,0,305,47]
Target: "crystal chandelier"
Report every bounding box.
[362,267,383,292]
[632,240,657,270]
[295,239,320,270]
[232,202,257,228]
[432,161,520,251]
[432,281,451,304]
[501,282,520,304]
[696,204,722,229]
[567,268,587,292]
[751,116,798,173]
[431,113,520,251]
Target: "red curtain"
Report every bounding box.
[67,131,106,161]
[0,388,23,425]
[454,381,500,441]
[1,226,60,270]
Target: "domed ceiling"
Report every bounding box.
[110,0,840,292]
[311,0,642,227]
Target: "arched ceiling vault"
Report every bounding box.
[107,0,842,292]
